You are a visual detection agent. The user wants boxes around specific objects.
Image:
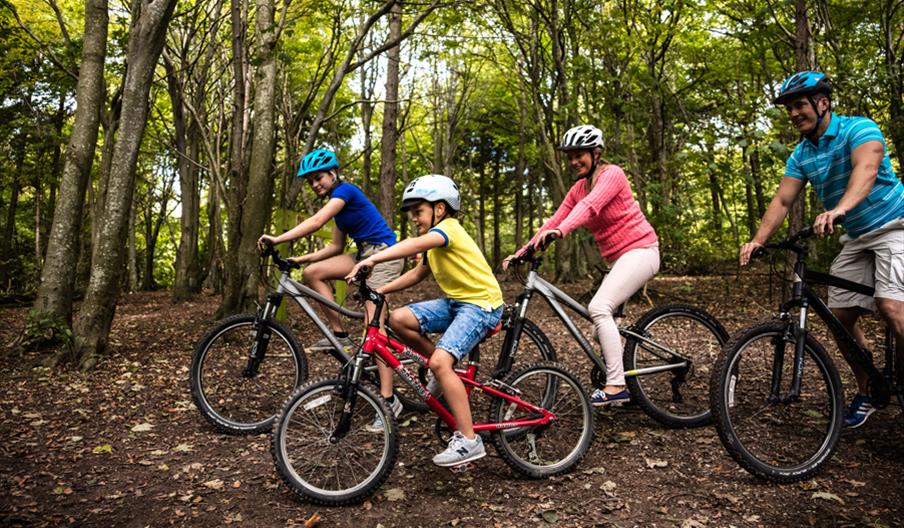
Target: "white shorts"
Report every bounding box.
[828,217,904,311]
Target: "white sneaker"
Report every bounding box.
[432,431,486,467]
[366,395,403,432]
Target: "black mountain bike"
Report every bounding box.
[710,225,904,482]
[503,240,729,428]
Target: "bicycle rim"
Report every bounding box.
[272,379,397,505]
[491,362,593,478]
[193,316,304,434]
[714,325,843,482]
[625,305,727,428]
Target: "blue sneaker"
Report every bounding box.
[591,388,630,407]
[844,394,875,429]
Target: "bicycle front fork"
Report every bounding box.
[769,311,808,404]
[330,353,367,442]
[243,293,283,378]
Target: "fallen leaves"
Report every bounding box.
[130,423,154,432]
[203,479,224,490]
[812,491,844,505]
[383,487,405,501]
[644,458,669,469]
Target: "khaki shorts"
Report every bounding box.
[356,242,404,289]
[828,217,904,311]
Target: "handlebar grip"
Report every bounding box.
[537,231,560,252]
[750,246,767,259]
[354,266,371,283]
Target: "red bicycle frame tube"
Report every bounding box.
[360,324,556,432]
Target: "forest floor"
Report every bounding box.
[1,268,902,528]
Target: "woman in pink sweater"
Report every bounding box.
[504,125,660,406]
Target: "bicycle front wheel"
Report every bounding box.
[710,322,844,482]
[190,315,308,435]
[490,361,594,478]
[271,379,399,505]
[623,304,728,428]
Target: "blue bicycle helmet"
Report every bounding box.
[773,71,832,105]
[297,149,339,178]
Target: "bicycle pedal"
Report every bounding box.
[448,462,476,473]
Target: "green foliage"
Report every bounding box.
[24,309,73,349]
[4,0,904,303]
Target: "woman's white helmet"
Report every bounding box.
[558,125,604,151]
[401,174,461,212]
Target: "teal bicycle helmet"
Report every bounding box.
[773,71,832,105]
[297,149,339,178]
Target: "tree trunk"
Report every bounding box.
[789,0,814,236]
[166,50,205,301]
[72,0,178,369]
[235,0,279,312]
[514,87,526,248]
[128,189,139,292]
[203,180,224,292]
[218,0,251,317]
[492,156,501,269]
[377,0,402,226]
[33,0,108,327]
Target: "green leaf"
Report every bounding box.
[540,510,558,524]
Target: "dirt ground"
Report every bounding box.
[1,271,902,527]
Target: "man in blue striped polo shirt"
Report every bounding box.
[740,71,904,429]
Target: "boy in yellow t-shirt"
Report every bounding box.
[347,174,503,467]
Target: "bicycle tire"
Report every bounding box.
[490,317,557,379]
[489,361,594,478]
[710,322,844,483]
[190,314,308,435]
[271,378,399,505]
[623,304,728,428]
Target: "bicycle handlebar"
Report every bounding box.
[260,241,301,272]
[751,217,844,260]
[511,232,560,267]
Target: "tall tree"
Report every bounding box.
[378,0,402,224]
[72,0,179,369]
[234,0,280,312]
[31,0,107,330]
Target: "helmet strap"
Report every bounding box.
[804,95,830,141]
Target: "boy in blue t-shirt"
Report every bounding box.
[259,149,404,431]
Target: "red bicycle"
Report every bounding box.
[270,267,595,506]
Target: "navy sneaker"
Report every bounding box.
[590,388,630,407]
[844,394,875,429]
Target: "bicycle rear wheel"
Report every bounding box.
[623,304,728,428]
[190,314,307,435]
[486,316,557,379]
[710,322,844,482]
[271,378,399,505]
[489,361,594,478]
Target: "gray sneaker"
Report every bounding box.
[366,395,403,433]
[432,431,486,467]
[308,335,355,351]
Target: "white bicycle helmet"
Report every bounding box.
[401,174,461,212]
[558,125,604,151]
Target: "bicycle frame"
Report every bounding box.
[774,247,894,407]
[260,268,365,366]
[510,261,694,379]
[331,285,556,440]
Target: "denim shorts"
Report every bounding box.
[406,298,503,360]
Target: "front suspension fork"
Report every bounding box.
[330,355,366,442]
[243,293,283,378]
